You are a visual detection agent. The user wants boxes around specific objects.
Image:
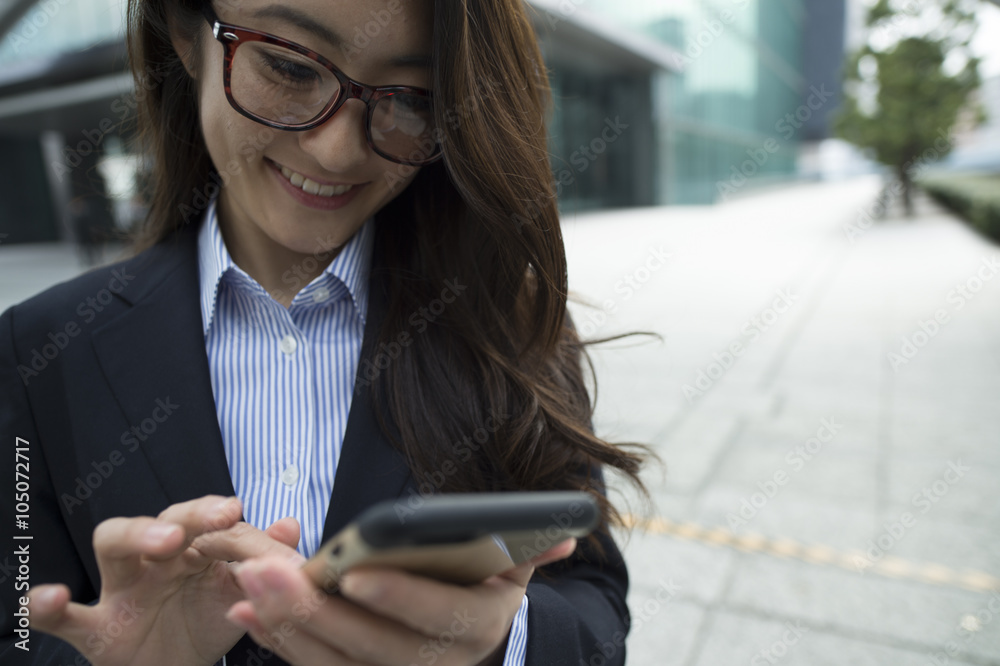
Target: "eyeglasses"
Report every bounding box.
[202,5,442,167]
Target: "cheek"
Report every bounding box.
[194,57,270,168]
[199,96,278,179]
[195,69,234,167]
[233,125,279,165]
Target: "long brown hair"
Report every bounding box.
[125,0,649,534]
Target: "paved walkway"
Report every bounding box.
[3,176,998,665]
[563,176,1000,665]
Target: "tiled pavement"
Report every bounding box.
[562,176,1000,665]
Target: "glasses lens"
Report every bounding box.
[231,42,339,125]
[371,93,439,164]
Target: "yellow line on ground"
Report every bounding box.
[623,515,1000,594]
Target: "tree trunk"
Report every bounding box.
[899,168,914,218]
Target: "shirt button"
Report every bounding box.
[280,335,297,355]
[281,464,299,486]
[313,287,330,303]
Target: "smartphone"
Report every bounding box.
[302,491,599,590]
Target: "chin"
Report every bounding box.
[268,205,368,254]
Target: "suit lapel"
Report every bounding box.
[90,223,237,505]
[321,219,413,541]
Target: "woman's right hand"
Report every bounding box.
[26,495,303,666]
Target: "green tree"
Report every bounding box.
[835,0,984,216]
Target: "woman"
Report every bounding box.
[0,0,646,664]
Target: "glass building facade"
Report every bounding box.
[0,0,123,67]
[0,0,129,244]
[579,0,806,204]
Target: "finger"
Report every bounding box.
[156,494,243,537]
[502,538,578,587]
[27,585,102,651]
[92,516,186,586]
[234,558,429,665]
[92,495,240,586]
[227,602,364,666]
[191,519,305,567]
[263,516,301,550]
[528,537,577,567]
[340,566,514,644]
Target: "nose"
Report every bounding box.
[298,98,372,174]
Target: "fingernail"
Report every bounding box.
[144,523,179,546]
[32,587,60,608]
[341,573,377,600]
[228,617,251,632]
[209,497,236,521]
[226,607,251,631]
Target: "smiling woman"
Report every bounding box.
[0,1,648,665]
[153,0,440,294]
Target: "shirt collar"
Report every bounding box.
[197,198,374,337]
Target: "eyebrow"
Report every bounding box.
[249,5,433,69]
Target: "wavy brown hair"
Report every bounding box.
[125,0,649,536]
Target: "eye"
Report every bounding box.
[259,50,322,86]
[394,94,431,115]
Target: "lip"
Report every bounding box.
[267,159,367,211]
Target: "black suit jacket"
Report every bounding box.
[0,218,630,665]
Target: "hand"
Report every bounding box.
[217,538,578,666]
[26,495,302,666]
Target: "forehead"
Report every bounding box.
[214,0,434,63]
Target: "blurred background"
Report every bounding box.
[1,0,999,664]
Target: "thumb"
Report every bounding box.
[500,538,577,588]
[264,516,301,550]
[26,584,102,655]
[527,537,577,569]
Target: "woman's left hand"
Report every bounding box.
[206,536,576,666]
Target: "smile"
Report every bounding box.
[277,164,355,198]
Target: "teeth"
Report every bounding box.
[279,165,354,197]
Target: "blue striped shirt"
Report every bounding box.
[197,200,528,664]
